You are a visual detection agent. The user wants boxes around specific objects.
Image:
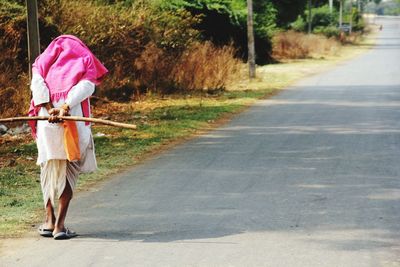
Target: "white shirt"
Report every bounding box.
[31,73,95,165]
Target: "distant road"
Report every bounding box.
[2,17,400,266]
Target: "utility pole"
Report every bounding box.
[339,0,343,27]
[329,0,333,13]
[247,0,256,79]
[26,0,41,80]
[308,0,312,34]
[349,0,353,34]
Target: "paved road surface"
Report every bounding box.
[2,17,400,266]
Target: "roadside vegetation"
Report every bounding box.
[1,0,369,117]
[0,0,376,237]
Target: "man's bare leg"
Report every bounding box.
[53,181,73,234]
[44,200,56,229]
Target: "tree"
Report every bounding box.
[270,0,307,27]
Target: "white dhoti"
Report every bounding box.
[40,135,97,207]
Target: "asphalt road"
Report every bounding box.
[2,17,400,267]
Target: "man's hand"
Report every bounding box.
[48,105,70,123]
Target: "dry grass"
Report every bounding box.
[133,41,241,95]
[272,31,341,60]
[342,32,364,44]
[172,42,241,92]
[0,72,30,118]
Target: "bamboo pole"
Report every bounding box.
[0,116,137,130]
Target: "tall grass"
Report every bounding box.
[272,31,340,60]
[172,42,241,92]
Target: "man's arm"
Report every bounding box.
[65,80,95,108]
[31,72,49,106]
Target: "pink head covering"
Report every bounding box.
[28,35,108,138]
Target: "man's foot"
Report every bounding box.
[53,228,77,240]
[38,224,55,237]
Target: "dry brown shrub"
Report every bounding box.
[0,72,30,118]
[172,42,241,92]
[133,42,175,95]
[272,31,340,60]
[51,0,200,97]
[49,1,240,96]
[341,32,363,44]
[132,41,241,95]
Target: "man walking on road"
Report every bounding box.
[28,35,108,240]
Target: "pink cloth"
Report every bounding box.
[28,35,108,138]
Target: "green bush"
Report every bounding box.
[313,26,340,38]
[351,8,365,32]
[291,15,307,32]
[290,4,339,38]
[157,0,277,64]
[311,5,337,29]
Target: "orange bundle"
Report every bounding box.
[63,121,80,161]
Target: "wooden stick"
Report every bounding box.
[0,116,137,130]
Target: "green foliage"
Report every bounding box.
[154,0,277,64]
[0,0,24,21]
[270,0,307,27]
[269,0,332,28]
[252,0,278,63]
[158,0,246,25]
[291,15,307,32]
[290,4,341,38]
[351,8,365,32]
[313,26,340,38]
[311,5,338,28]
[253,0,277,38]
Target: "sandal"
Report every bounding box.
[38,225,54,237]
[53,228,77,240]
